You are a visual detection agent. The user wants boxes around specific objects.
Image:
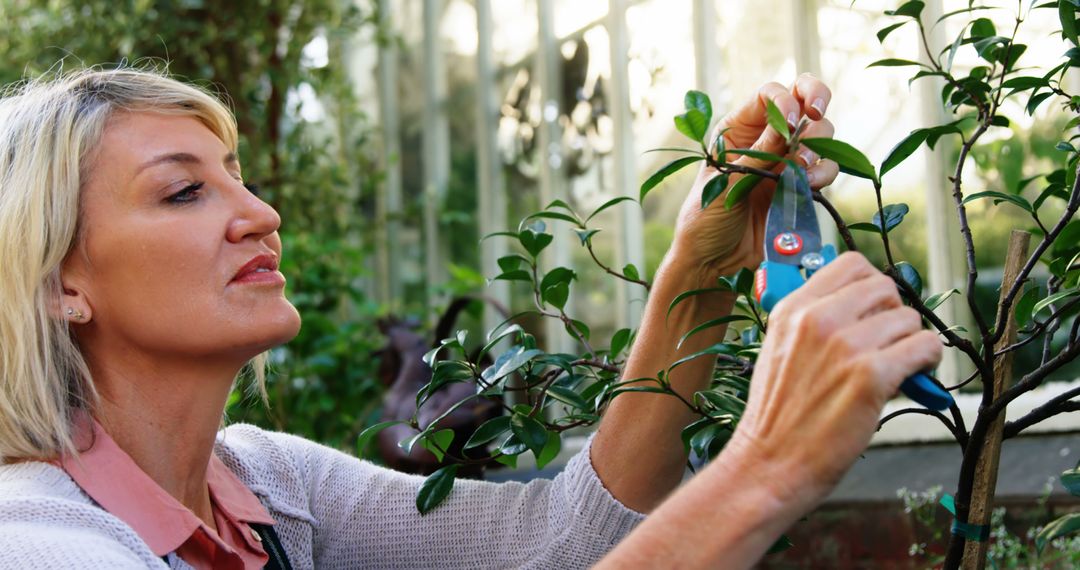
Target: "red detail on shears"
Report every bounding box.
[755,268,766,303]
[773,232,803,255]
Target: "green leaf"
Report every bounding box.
[924,288,959,311]
[668,342,740,373]
[481,346,544,384]
[542,281,570,309]
[493,269,532,283]
[565,318,591,342]
[896,262,923,297]
[1062,0,1079,47]
[574,227,600,246]
[547,385,590,410]
[873,203,910,232]
[969,17,995,38]
[802,138,878,181]
[734,267,755,297]
[419,428,455,462]
[867,58,927,68]
[768,535,795,554]
[724,174,763,210]
[497,254,526,273]
[536,431,562,469]
[701,174,729,209]
[623,263,641,281]
[1036,513,1080,553]
[464,416,512,449]
[1001,76,1050,90]
[526,210,581,226]
[610,328,632,357]
[510,412,549,456]
[764,99,790,141]
[1062,467,1080,496]
[725,148,786,163]
[877,21,909,43]
[356,420,401,459]
[540,267,576,292]
[677,315,755,349]
[675,109,710,142]
[518,228,554,258]
[961,190,1032,212]
[586,196,638,222]
[846,222,883,233]
[416,464,459,515]
[668,287,727,318]
[684,90,713,125]
[498,433,528,456]
[1015,285,1040,329]
[640,156,703,201]
[1033,288,1080,315]
[885,1,925,18]
[880,129,929,176]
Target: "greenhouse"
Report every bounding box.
[0,0,1078,568]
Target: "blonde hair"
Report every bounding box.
[0,66,262,462]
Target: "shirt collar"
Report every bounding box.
[60,413,273,556]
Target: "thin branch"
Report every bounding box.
[990,340,1080,415]
[585,240,652,292]
[994,294,1080,358]
[811,191,858,252]
[878,407,966,450]
[872,179,898,268]
[1003,384,1080,439]
[990,165,1080,348]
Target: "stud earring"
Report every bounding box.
[65,307,85,321]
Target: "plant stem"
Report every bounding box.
[878,407,967,450]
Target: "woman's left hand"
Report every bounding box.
[669,74,840,281]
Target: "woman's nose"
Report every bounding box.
[225,182,281,243]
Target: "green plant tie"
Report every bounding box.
[940,494,990,542]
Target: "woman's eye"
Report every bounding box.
[167,182,205,204]
[243,182,260,196]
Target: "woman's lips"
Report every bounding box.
[230,254,285,286]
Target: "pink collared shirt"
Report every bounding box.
[60,417,273,569]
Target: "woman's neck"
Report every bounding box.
[87,353,242,530]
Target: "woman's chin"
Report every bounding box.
[232,304,303,356]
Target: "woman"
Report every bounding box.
[0,68,941,569]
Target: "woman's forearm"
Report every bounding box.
[590,252,737,512]
[594,436,802,568]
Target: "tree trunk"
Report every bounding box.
[946,230,1030,569]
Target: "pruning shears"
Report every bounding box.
[753,166,954,412]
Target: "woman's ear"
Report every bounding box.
[59,258,93,325]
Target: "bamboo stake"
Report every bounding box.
[961,230,1031,569]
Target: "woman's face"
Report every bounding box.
[64,112,301,365]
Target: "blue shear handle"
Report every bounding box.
[756,262,805,312]
[899,373,953,411]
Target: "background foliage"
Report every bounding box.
[0,0,389,450]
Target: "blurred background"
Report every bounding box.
[2,0,1078,566]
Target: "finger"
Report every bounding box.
[793,73,832,121]
[793,273,902,336]
[875,330,945,392]
[794,118,835,166]
[807,159,839,189]
[793,252,880,300]
[721,82,802,149]
[842,306,922,351]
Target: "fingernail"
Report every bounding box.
[811,97,826,116]
[807,169,818,187]
[799,149,817,166]
[787,111,798,128]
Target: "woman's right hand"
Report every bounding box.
[596,252,943,569]
[727,251,944,512]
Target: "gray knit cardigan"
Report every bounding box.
[0,424,644,569]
